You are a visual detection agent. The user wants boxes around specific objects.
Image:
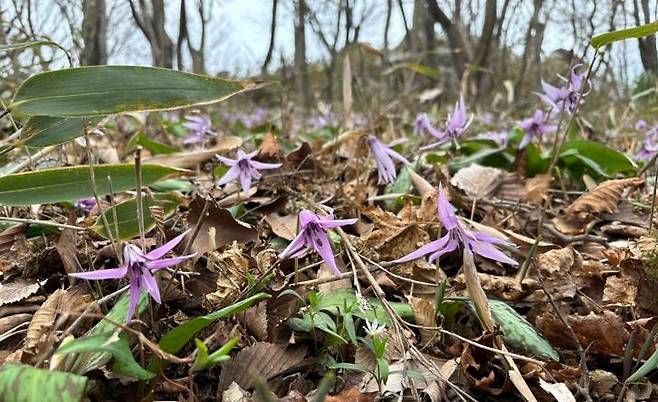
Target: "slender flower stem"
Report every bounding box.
[134,147,146,251]
[0,216,85,231]
[83,120,121,261]
[106,175,122,264]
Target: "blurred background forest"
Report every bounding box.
[1,0,657,117]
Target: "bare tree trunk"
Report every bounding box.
[261,0,278,74]
[128,0,174,68]
[471,0,497,97]
[81,0,107,65]
[294,0,311,112]
[427,0,470,82]
[384,0,392,53]
[633,0,657,74]
[514,0,544,99]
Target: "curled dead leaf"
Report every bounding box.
[217,342,307,393]
[145,136,242,168]
[0,279,46,307]
[25,288,65,353]
[450,164,503,199]
[565,178,643,220]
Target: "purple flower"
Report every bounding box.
[419,95,472,150]
[75,197,97,213]
[477,131,509,148]
[518,110,557,149]
[393,185,517,266]
[307,106,339,130]
[241,107,269,129]
[216,150,282,193]
[367,135,410,184]
[636,120,648,131]
[183,115,216,144]
[538,64,590,113]
[279,209,357,275]
[636,129,658,161]
[69,231,196,321]
[413,114,442,137]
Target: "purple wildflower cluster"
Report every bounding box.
[414,96,472,150]
[538,64,590,113]
[216,150,282,193]
[70,231,195,321]
[635,122,658,161]
[518,110,556,149]
[223,107,269,129]
[183,115,216,145]
[279,209,357,275]
[366,135,410,184]
[394,185,517,266]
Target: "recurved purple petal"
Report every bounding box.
[318,217,358,229]
[279,232,309,260]
[298,210,318,227]
[69,266,128,280]
[146,230,191,259]
[427,238,459,263]
[141,268,161,304]
[469,238,518,265]
[216,155,238,166]
[217,165,242,186]
[127,276,141,322]
[250,160,282,170]
[392,234,451,263]
[437,184,459,230]
[145,254,196,271]
[310,230,341,275]
[239,171,252,193]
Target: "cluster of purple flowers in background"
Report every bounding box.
[538,64,590,114]
[223,107,269,129]
[183,115,216,145]
[635,120,658,161]
[414,96,472,150]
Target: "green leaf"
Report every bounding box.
[560,140,636,177]
[56,333,155,380]
[11,66,257,117]
[626,347,658,383]
[150,179,193,192]
[482,300,559,361]
[0,163,182,206]
[128,132,179,155]
[92,193,181,239]
[328,362,368,372]
[592,21,658,50]
[0,363,87,402]
[159,293,270,355]
[65,291,149,375]
[21,116,103,148]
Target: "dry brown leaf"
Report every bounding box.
[408,169,434,197]
[538,378,576,402]
[236,301,268,341]
[204,243,251,309]
[589,370,618,399]
[0,224,27,256]
[54,229,82,277]
[217,342,307,393]
[25,288,65,352]
[144,136,242,167]
[524,174,551,204]
[187,197,258,255]
[258,131,279,159]
[409,296,438,344]
[537,310,628,356]
[565,178,643,219]
[602,275,637,306]
[266,213,298,241]
[0,279,45,307]
[222,382,254,402]
[450,164,503,199]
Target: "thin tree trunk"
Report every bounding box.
[81,0,107,65]
[294,0,311,112]
[472,0,497,97]
[514,0,544,99]
[633,0,657,73]
[128,0,174,68]
[261,0,278,74]
[427,0,470,81]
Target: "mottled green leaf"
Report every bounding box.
[10,66,258,117]
[0,363,87,402]
[592,21,658,50]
